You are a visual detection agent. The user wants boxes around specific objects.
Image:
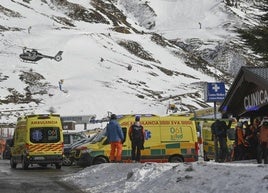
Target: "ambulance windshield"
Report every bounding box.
[30,127,61,143]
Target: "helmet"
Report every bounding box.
[110,114,117,120]
[135,115,140,122]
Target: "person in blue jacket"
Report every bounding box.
[105,114,124,162]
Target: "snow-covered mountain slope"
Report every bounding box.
[0,0,265,124]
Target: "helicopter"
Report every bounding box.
[19,47,63,62]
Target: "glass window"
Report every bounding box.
[30,127,60,143]
[92,130,106,143]
[72,134,83,142]
[63,134,71,144]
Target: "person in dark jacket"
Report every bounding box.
[211,119,220,161]
[257,121,268,164]
[213,119,232,162]
[105,114,124,162]
[128,116,145,163]
[216,120,228,162]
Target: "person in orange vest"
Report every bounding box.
[234,122,247,160]
[257,121,268,164]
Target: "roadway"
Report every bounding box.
[0,159,84,193]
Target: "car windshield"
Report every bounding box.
[91,129,106,144]
[30,127,60,143]
[87,134,97,142]
[70,134,96,148]
[63,132,87,145]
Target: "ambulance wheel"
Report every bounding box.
[169,155,183,163]
[93,156,108,165]
[22,157,29,169]
[10,157,17,169]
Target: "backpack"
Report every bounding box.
[211,121,218,135]
[130,124,144,141]
[215,121,227,137]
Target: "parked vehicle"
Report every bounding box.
[74,114,199,167]
[64,134,97,166]
[10,114,64,169]
[62,131,88,166]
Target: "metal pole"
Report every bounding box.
[213,101,219,162]
[214,101,217,119]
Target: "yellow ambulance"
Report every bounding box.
[10,114,64,169]
[73,114,199,167]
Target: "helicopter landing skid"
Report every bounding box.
[20,59,37,64]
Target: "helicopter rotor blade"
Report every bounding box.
[19,46,42,50]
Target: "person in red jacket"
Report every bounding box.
[257,121,268,164]
[246,118,261,159]
[128,116,145,163]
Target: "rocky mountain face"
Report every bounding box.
[0,0,267,123]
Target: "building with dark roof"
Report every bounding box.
[219,67,268,118]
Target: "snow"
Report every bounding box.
[1,0,257,124]
[147,0,235,40]
[61,161,268,193]
[0,0,238,123]
[1,1,267,192]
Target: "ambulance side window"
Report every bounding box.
[15,126,25,143]
[122,127,127,144]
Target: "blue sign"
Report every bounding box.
[206,82,225,102]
